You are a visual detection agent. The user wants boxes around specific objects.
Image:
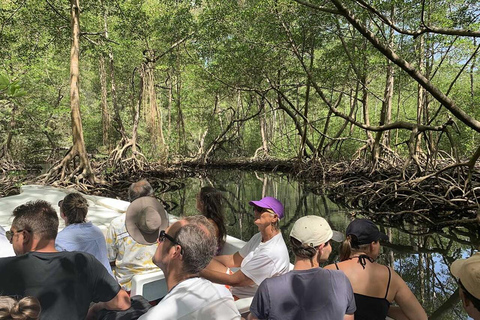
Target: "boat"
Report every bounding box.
[0,185,129,230]
[4,185,396,318]
[0,185,254,314]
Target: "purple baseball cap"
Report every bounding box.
[249,196,284,219]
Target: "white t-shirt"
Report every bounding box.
[232,232,290,298]
[138,277,240,320]
[0,226,15,258]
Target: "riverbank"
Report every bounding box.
[2,157,480,232]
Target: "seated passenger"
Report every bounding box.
[0,225,14,257]
[56,193,112,275]
[138,215,240,320]
[0,200,130,320]
[0,296,41,320]
[196,186,226,255]
[106,179,168,291]
[249,215,355,320]
[451,253,480,320]
[325,219,427,320]
[200,196,290,299]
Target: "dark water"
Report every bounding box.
[157,169,476,320]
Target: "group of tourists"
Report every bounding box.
[0,180,479,320]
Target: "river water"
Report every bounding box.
[158,169,475,320]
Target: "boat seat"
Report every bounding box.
[234,296,253,315]
[130,271,168,302]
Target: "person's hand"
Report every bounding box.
[86,302,103,320]
[85,308,98,320]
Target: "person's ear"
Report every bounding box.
[22,230,31,244]
[317,243,326,254]
[171,245,183,260]
[458,288,469,308]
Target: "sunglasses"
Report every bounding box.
[5,229,28,243]
[253,206,269,215]
[158,230,183,255]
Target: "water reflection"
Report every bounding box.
[156,169,475,319]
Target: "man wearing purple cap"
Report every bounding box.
[200,196,290,298]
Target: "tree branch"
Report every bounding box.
[354,0,480,38]
[324,0,480,133]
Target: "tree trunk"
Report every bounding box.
[299,38,315,159]
[168,72,173,140]
[0,103,16,160]
[360,34,373,153]
[68,0,94,182]
[142,53,166,162]
[415,34,425,157]
[176,72,185,152]
[99,54,110,147]
[383,6,395,149]
[45,0,95,183]
[255,95,269,158]
[372,11,394,166]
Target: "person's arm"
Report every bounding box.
[248,279,269,320]
[387,306,409,320]
[390,271,428,320]
[200,268,255,287]
[213,252,243,268]
[343,315,354,320]
[105,223,118,265]
[247,313,260,320]
[86,289,131,320]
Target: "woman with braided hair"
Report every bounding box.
[196,186,227,255]
[55,193,113,275]
[0,296,41,320]
[325,219,427,320]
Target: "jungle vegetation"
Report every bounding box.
[1,0,480,224]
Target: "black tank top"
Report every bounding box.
[335,256,392,320]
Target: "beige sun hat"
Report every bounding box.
[451,252,480,300]
[125,196,168,245]
[290,215,344,247]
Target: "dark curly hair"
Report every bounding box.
[198,187,226,250]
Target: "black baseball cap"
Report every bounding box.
[346,219,388,245]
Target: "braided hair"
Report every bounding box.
[0,296,41,320]
[60,193,88,225]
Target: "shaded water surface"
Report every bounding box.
[157,169,475,320]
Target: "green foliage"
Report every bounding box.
[1,0,480,167]
[0,74,26,99]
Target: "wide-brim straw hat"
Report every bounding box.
[125,196,168,245]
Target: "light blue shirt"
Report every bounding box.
[55,221,113,275]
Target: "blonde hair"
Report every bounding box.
[0,296,41,320]
[267,209,280,231]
